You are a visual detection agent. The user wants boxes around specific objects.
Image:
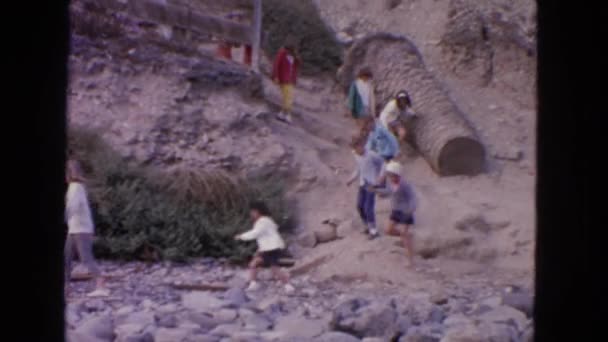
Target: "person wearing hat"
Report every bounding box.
[369,160,418,267]
[379,90,418,142]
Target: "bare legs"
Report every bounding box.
[385,221,416,267]
[248,254,290,284]
[248,254,263,283]
[400,224,415,267]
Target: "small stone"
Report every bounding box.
[297,231,318,248]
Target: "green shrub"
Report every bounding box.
[68,127,294,263]
[263,0,343,75]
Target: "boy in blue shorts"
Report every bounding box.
[370,161,418,267]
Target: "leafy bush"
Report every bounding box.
[68,127,294,263]
[263,0,343,75]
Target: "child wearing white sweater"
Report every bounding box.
[64,159,109,297]
[235,202,295,292]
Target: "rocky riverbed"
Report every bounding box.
[66,260,533,342]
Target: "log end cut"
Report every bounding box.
[437,137,485,176]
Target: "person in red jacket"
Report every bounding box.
[272,41,300,123]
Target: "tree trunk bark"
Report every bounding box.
[337,33,486,176]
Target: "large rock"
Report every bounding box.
[74,315,115,341]
[242,314,273,332]
[315,225,339,244]
[317,331,362,342]
[187,312,222,331]
[222,287,248,307]
[297,231,318,248]
[114,324,145,342]
[208,323,244,337]
[501,291,533,318]
[274,312,328,339]
[332,299,399,339]
[400,324,443,342]
[155,328,191,342]
[116,311,156,327]
[182,292,227,312]
[479,305,528,332]
[440,322,517,342]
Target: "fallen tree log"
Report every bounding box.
[337,33,486,176]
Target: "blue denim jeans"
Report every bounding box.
[357,186,376,226]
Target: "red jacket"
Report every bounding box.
[272,47,300,85]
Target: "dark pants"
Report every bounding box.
[357,186,376,226]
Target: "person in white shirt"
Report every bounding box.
[64,159,109,298]
[378,90,418,142]
[235,202,295,292]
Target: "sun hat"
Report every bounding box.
[385,160,403,176]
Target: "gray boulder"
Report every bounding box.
[501,291,533,318]
[332,299,399,338]
[182,292,227,312]
[317,331,362,342]
[400,324,444,342]
[273,312,328,339]
[222,287,248,307]
[74,315,114,341]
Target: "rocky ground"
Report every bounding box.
[67,260,533,342]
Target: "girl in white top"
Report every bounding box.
[64,159,108,298]
[379,90,418,141]
[235,201,295,292]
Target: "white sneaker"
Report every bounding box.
[283,283,296,294]
[246,281,261,291]
[86,288,110,298]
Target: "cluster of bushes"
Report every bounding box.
[68,127,294,263]
[262,0,343,75]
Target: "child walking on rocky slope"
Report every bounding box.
[370,161,418,267]
[64,159,109,298]
[235,202,295,293]
[346,136,384,239]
